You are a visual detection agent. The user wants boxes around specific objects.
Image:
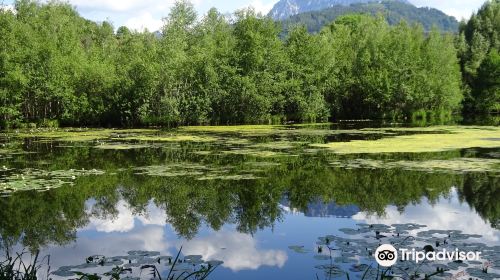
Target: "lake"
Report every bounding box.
[0,123,499,280]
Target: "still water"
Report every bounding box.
[0,123,499,279]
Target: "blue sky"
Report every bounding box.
[1,0,488,31]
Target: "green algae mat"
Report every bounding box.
[1,124,499,195]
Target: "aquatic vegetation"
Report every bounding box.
[179,125,281,135]
[0,251,49,280]
[329,158,500,174]
[221,149,288,157]
[94,143,155,150]
[51,247,221,280]
[0,168,105,195]
[134,163,264,181]
[11,128,157,142]
[134,164,210,177]
[293,223,500,280]
[179,124,395,139]
[0,141,26,156]
[250,141,303,150]
[118,134,218,142]
[288,245,308,254]
[313,126,500,154]
[1,124,500,279]
[196,174,261,181]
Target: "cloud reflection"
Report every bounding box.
[87,201,167,233]
[353,188,500,244]
[82,200,287,272]
[181,231,288,271]
[42,226,169,269]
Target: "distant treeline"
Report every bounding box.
[0,0,498,127]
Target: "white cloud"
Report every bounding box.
[181,231,288,271]
[88,201,136,232]
[63,0,280,29]
[247,0,278,15]
[125,11,164,31]
[411,0,485,20]
[69,0,174,13]
[137,202,168,226]
[65,0,175,30]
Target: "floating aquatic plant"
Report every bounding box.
[0,168,105,195]
[51,247,222,280]
[94,143,155,150]
[196,174,261,181]
[329,158,500,174]
[117,135,217,143]
[313,126,500,154]
[221,149,287,157]
[288,245,308,254]
[291,223,500,280]
[134,163,265,181]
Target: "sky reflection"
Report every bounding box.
[26,187,500,279]
[353,188,500,244]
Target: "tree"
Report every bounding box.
[0,7,23,126]
[231,9,287,123]
[473,48,500,112]
[153,0,197,126]
[459,0,500,113]
[184,8,234,124]
[284,25,329,122]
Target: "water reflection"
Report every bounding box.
[86,201,167,233]
[354,188,500,244]
[0,149,498,250]
[0,133,499,278]
[280,199,360,218]
[181,231,287,271]
[42,226,170,270]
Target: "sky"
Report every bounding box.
[1,0,489,31]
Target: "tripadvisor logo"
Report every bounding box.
[375,244,482,267]
[375,244,398,267]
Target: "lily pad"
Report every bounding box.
[288,245,308,254]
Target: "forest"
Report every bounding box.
[0,0,498,127]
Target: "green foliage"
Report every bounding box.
[472,48,500,113]
[459,0,500,113]
[0,0,465,126]
[321,15,462,119]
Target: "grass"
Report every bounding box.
[312,126,500,154]
[0,251,49,280]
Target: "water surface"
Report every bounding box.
[0,124,499,279]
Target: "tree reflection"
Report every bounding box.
[0,144,498,251]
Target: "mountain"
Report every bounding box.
[280,199,360,218]
[269,0,411,20]
[279,1,459,33]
